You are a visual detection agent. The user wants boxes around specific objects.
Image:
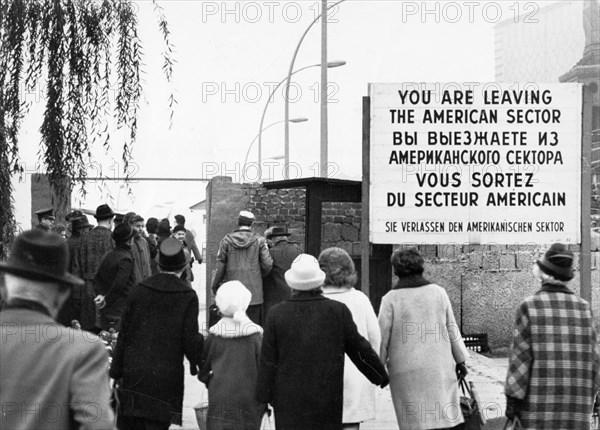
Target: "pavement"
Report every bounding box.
[174,266,510,429]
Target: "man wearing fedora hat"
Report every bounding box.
[93,224,137,331]
[110,238,203,430]
[262,225,301,319]
[34,207,56,231]
[0,229,115,429]
[505,243,600,429]
[211,210,272,325]
[77,204,115,331]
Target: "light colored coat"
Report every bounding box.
[379,282,469,430]
[323,287,381,424]
[0,303,115,430]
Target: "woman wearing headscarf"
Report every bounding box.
[199,280,265,430]
[378,248,469,430]
[257,254,388,430]
[319,247,381,430]
[505,243,600,429]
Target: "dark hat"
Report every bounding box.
[157,220,172,237]
[174,214,186,224]
[114,213,124,224]
[71,215,92,231]
[537,243,574,282]
[173,224,186,234]
[35,208,55,221]
[267,226,290,238]
[112,223,135,244]
[0,230,84,286]
[95,204,115,220]
[65,210,83,222]
[158,238,189,271]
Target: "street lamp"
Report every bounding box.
[283,0,347,179]
[258,61,346,169]
[244,118,308,182]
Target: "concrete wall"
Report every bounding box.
[205,177,600,350]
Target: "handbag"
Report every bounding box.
[459,376,485,430]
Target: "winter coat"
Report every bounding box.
[211,229,273,305]
[262,238,302,319]
[1,299,115,430]
[322,286,381,424]
[378,275,470,430]
[199,317,265,430]
[256,291,389,430]
[131,235,152,283]
[110,273,204,425]
[505,283,600,430]
[78,226,114,281]
[185,229,203,263]
[93,243,136,331]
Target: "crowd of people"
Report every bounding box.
[1,206,599,430]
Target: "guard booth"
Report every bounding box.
[263,177,392,313]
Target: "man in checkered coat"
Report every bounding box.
[505,243,600,429]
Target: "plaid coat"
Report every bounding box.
[505,283,600,429]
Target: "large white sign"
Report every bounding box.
[369,82,582,244]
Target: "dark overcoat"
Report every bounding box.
[256,292,388,430]
[110,273,204,425]
[262,238,301,319]
[93,243,135,330]
[199,322,265,430]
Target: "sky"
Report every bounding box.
[12,0,568,228]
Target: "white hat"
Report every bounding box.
[285,254,326,291]
[238,210,255,226]
[216,281,251,321]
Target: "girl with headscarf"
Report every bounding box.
[199,281,265,430]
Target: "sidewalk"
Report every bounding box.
[174,336,509,429]
[179,267,510,429]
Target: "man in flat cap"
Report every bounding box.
[211,210,272,325]
[0,229,115,429]
[77,204,115,331]
[174,214,203,265]
[34,208,55,231]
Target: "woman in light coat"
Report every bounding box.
[319,247,381,430]
[379,248,469,430]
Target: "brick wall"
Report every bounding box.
[206,177,600,349]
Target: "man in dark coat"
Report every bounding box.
[174,214,203,264]
[56,215,92,326]
[0,229,115,429]
[34,207,55,231]
[262,225,302,320]
[110,238,204,430]
[77,203,115,331]
[257,254,389,430]
[93,223,136,331]
[211,210,273,325]
[129,214,152,283]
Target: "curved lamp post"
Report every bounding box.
[283,0,347,179]
[244,117,308,182]
[258,61,346,169]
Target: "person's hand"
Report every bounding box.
[456,361,468,379]
[505,396,522,420]
[379,375,389,389]
[94,295,106,310]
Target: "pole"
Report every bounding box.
[320,0,328,178]
[361,96,371,298]
[580,84,592,303]
[283,0,346,179]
